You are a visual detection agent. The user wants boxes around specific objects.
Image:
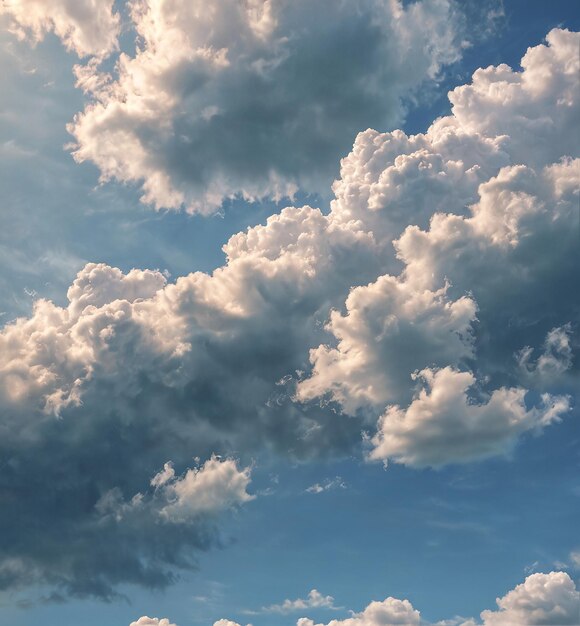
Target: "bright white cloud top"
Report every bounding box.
[0,3,578,615]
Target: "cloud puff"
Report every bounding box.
[0,0,120,58]
[478,572,580,626]
[130,618,177,626]
[296,596,420,626]
[262,589,337,614]
[368,367,569,468]
[296,277,477,414]
[0,28,578,599]
[67,0,465,213]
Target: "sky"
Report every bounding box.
[0,1,579,626]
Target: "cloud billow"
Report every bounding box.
[67,0,465,213]
[0,27,578,599]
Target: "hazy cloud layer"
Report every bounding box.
[67,0,466,212]
[0,29,578,599]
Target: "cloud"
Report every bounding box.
[130,618,177,626]
[368,367,569,468]
[306,478,346,495]
[261,589,338,614]
[67,0,466,213]
[0,28,578,599]
[0,0,120,58]
[296,596,420,626]
[292,573,580,626]
[0,452,254,599]
[478,572,580,626]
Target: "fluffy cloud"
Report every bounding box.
[0,28,578,599]
[297,596,420,626]
[130,618,177,626]
[479,572,580,626]
[368,367,569,468]
[67,0,466,213]
[293,573,580,626]
[0,0,120,58]
[296,277,477,413]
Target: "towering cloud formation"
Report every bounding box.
[0,28,578,598]
[67,0,465,212]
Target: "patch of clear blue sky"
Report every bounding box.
[0,2,578,624]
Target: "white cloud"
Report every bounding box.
[67,0,465,213]
[296,277,477,414]
[96,455,254,525]
[158,456,254,522]
[306,478,346,495]
[130,618,177,626]
[0,0,120,58]
[479,572,580,626]
[368,367,570,468]
[296,596,420,626]
[294,573,580,626]
[262,589,337,614]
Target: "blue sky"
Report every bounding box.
[0,2,579,626]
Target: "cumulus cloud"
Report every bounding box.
[0,0,120,58]
[368,367,569,468]
[296,596,420,626]
[293,573,580,626]
[0,28,578,598]
[478,572,580,626]
[130,618,177,626]
[66,0,466,213]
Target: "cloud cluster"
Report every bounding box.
[291,572,580,626]
[67,0,465,212]
[0,28,578,598]
[148,573,580,626]
[0,0,120,58]
[296,596,420,626]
